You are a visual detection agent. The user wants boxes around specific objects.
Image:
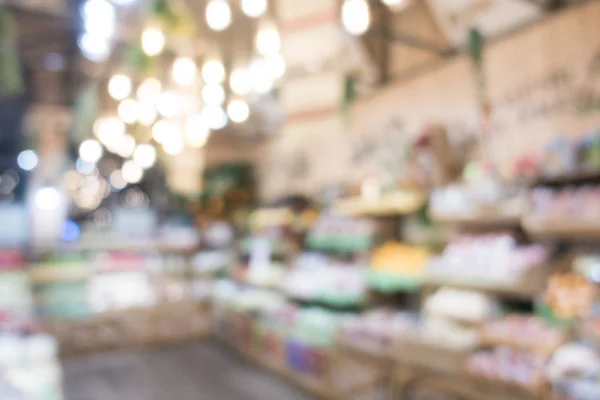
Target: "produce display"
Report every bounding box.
[480,315,567,353]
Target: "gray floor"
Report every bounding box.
[62,342,317,400]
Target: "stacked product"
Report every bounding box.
[0,325,63,400]
[305,214,375,253]
[430,182,526,221]
[467,315,567,392]
[339,309,418,354]
[547,342,600,400]
[30,254,90,320]
[281,253,366,306]
[367,242,429,292]
[427,234,547,287]
[528,186,600,225]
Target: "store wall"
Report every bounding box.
[260,1,600,201]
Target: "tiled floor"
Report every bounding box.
[62,342,316,400]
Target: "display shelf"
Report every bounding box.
[333,190,425,217]
[28,265,90,284]
[422,275,543,299]
[530,170,600,186]
[523,218,600,240]
[429,212,522,227]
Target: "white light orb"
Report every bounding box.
[17,150,39,171]
[141,26,165,56]
[110,0,137,5]
[229,67,250,95]
[138,102,158,126]
[201,105,228,130]
[94,116,125,146]
[206,0,231,32]
[35,187,62,211]
[157,91,180,117]
[202,59,225,84]
[76,158,96,175]
[79,139,103,163]
[108,74,131,100]
[114,134,136,158]
[202,83,225,105]
[78,33,110,62]
[152,120,178,144]
[227,99,250,123]
[185,114,211,148]
[137,77,162,102]
[121,160,144,184]
[241,0,267,18]
[109,170,127,190]
[118,99,140,124]
[82,0,115,38]
[265,54,286,80]
[256,24,281,56]
[162,133,184,155]
[342,0,370,36]
[172,57,197,86]
[382,0,408,6]
[133,144,157,169]
[249,58,273,93]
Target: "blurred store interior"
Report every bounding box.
[1,0,600,399]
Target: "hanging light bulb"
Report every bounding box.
[185,114,211,148]
[133,144,157,169]
[202,83,226,105]
[81,0,115,39]
[256,21,281,56]
[241,0,267,18]
[122,160,144,184]
[229,66,250,95]
[342,0,370,36]
[201,105,228,130]
[94,116,125,146]
[118,99,140,124]
[206,0,231,31]
[79,139,103,163]
[162,133,184,155]
[201,59,225,84]
[113,134,136,158]
[157,91,180,117]
[108,74,131,100]
[141,26,165,56]
[172,57,197,86]
[152,120,177,144]
[78,33,110,62]
[227,99,250,123]
[249,58,273,94]
[137,77,162,102]
[138,103,157,127]
[265,54,286,80]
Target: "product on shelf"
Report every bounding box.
[339,309,418,354]
[427,234,547,287]
[529,186,600,223]
[429,181,526,221]
[367,242,429,291]
[305,214,375,252]
[480,315,567,353]
[537,133,600,179]
[547,342,600,400]
[467,347,549,391]
[281,253,366,305]
[545,273,596,319]
[424,288,497,325]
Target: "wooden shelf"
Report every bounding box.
[333,190,425,217]
[530,170,600,186]
[523,218,600,240]
[423,275,541,299]
[429,212,522,228]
